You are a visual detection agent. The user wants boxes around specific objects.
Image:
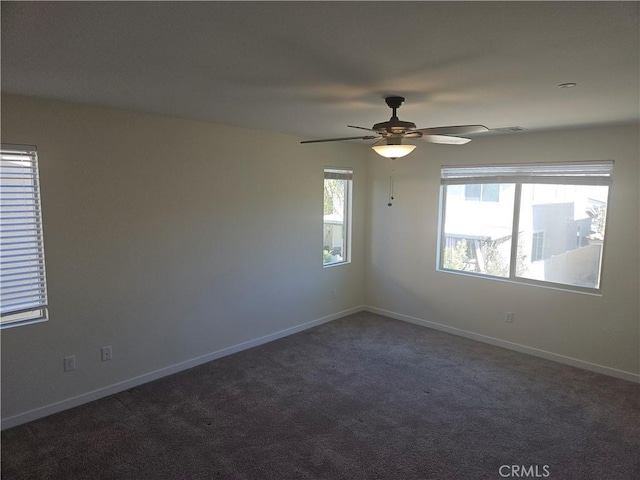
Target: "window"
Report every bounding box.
[438,162,613,292]
[465,183,500,202]
[1,144,48,327]
[531,231,545,262]
[323,167,352,266]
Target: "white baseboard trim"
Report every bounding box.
[364,305,640,384]
[1,306,364,430]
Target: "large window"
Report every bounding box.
[323,167,352,266]
[438,162,613,292]
[1,144,49,327]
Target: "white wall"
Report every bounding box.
[0,94,368,424]
[365,124,639,378]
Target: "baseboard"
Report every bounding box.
[1,306,364,430]
[364,306,640,384]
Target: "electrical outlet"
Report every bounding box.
[63,355,76,372]
[505,312,515,323]
[331,289,337,299]
[101,345,112,362]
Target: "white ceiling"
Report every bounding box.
[2,1,638,140]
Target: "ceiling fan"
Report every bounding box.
[301,96,489,159]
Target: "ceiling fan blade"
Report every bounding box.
[348,125,379,132]
[412,125,489,136]
[424,135,471,145]
[301,135,378,144]
[404,132,423,139]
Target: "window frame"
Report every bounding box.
[323,167,353,268]
[1,144,49,328]
[437,161,613,295]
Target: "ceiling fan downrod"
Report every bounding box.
[385,96,405,119]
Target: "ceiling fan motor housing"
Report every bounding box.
[384,135,403,145]
[372,119,417,134]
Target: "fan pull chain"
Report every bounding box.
[388,160,395,207]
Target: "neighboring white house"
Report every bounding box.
[324,212,344,262]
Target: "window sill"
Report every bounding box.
[436,268,603,297]
[323,261,351,269]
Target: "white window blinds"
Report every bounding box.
[324,168,353,181]
[441,161,614,186]
[1,144,48,326]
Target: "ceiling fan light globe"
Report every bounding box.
[372,144,416,159]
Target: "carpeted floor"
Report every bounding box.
[2,312,639,479]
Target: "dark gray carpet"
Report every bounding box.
[2,312,639,479]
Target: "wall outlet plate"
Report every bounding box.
[101,346,112,362]
[63,355,76,372]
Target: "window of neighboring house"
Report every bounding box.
[438,162,613,292]
[1,145,49,327]
[465,183,500,202]
[531,231,545,262]
[323,167,353,266]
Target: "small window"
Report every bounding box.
[438,162,613,292]
[531,231,545,262]
[464,184,481,201]
[1,144,49,327]
[464,183,500,202]
[323,167,352,266]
